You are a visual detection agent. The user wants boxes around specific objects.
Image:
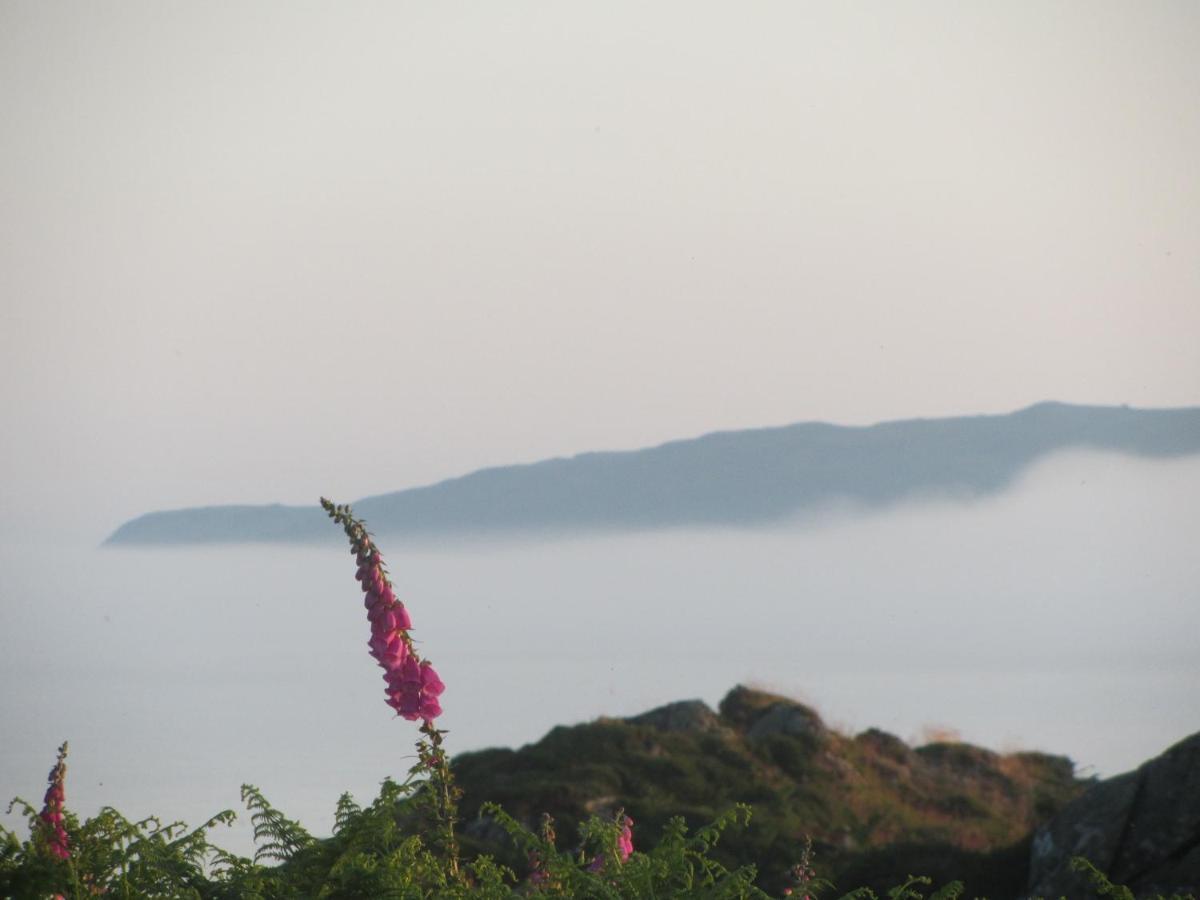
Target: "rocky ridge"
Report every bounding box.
[453,686,1086,897]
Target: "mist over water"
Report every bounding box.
[2,451,1198,858]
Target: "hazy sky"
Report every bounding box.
[2,1,1198,538]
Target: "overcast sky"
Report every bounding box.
[2,1,1197,539]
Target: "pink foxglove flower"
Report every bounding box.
[617,816,634,862]
[528,813,557,888]
[322,499,444,723]
[528,855,550,887]
[39,742,69,861]
[323,499,461,878]
[588,812,634,871]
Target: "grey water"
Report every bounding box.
[3,451,1198,859]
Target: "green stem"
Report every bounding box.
[419,722,462,882]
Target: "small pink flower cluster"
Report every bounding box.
[588,814,634,871]
[356,543,445,720]
[40,742,69,861]
[618,816,634,861]
[783,835,817,898]
[527,853,550,888]
[528,812,556,889]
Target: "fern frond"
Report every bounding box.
[333,792,362,836]
[240,784,315,864]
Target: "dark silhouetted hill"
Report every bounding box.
[105,402,1200,544]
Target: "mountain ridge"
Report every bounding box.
[105,401,1200,545]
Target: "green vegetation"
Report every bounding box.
[3,774,1193,899]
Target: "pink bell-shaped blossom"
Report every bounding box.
[378,643,408,670]
[587,813,633,871]
[418,694,443,719]
[364,584,396,610]
[420,661,445,695]
[617,816,634,861]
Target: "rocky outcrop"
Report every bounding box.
[856,728,913,766]
[455,685,1088,897]
[1027,732,1200,898]
[624,699,725,733]
[746,701,827,742]
[718,685,827,742]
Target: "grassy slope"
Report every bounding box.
[452,686,1086,897]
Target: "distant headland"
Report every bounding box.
[105,402,1200,545]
